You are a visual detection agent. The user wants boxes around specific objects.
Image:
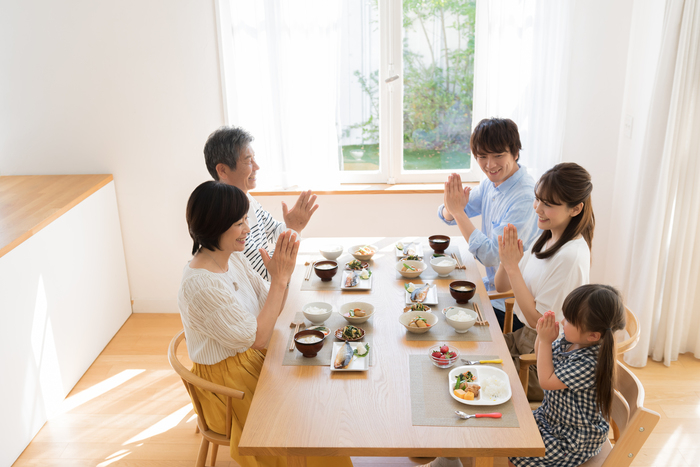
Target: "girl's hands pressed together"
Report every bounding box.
[443,173,471,218]
[498,223,524,272]
[537,310,560,345]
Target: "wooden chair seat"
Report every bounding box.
[168,330,244,467]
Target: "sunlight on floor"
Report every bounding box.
[97,449,131,466]
[53,369,145,415]
[123,403,193,445]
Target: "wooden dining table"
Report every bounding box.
[238,236,545,467]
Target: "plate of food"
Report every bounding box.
[448,365,512,406]
[341,269,372,290]
[404,282,438,305]
[330,341,371,371]
[335,324,365,341]
[403,302,432,313]
[395,241,424,259]
[345,260,370,270]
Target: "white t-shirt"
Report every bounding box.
[513,237,590,329]
[178,252,270,364]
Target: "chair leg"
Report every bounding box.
[196,437,209,467]
[611,419,620,443]
[519,363,530,394]
[195,425,200,434]
[210,443,219,466]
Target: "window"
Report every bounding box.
[216,0,479,188]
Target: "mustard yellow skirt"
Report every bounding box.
[191,348,353,467]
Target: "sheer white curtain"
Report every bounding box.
[610,0,700,367]
[473,0,573,179]
[220,0,342,188]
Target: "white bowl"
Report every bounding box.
[348,244,377,261]
[302,302,333,324]
[443,306,478,333]
[399,311,438,334]
[339,301,375,324]
[319,244,343,260]
[396,260,427,279]
[430,256,457,277]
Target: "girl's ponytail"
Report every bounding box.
[562,284,626,421]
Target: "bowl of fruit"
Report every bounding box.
[429,344,460,369]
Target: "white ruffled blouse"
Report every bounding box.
[177,252,270,364]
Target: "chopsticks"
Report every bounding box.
[473,302,489,326]
[304,262,313,281]
[451,253,466,269]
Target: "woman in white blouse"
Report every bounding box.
[178,181,352,467]
[495,162,595,401]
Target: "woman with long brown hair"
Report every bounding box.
[494,162,595,401]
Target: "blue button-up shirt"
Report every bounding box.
[438,165,540,310]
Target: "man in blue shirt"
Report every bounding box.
[438,118,540,331]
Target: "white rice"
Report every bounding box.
[305,306,328,315]
[481,376,507,400]
[449,310,473,322]
[436,260,454,266]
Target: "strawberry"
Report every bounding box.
[431,351,443,359]
[438,355,449,365]
[440,344,449,354]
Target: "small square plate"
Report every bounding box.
[405,284,438,305]
[396,242,424,258]
[330,342,371,371]
[341,270,372,291]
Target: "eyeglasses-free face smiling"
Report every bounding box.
[220,145,260,194]
[474,150,519,187]
[533,196,582,240]
[219,217,250,253]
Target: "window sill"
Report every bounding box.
[251,182,479,196]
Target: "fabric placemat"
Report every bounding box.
[405,294,492,342]
[409,355,519,427]
[282,312,374,366]
[300,254,375,292]
[395,245,468,280]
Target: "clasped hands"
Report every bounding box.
[537,311,559,345]
[443,173,471,220]
[260,230,299,284]
[497,223,523,272]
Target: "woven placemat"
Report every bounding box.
[405,294,492,342]
[409,355,519,427]
[282,312,374,366]
[394,246,468,281]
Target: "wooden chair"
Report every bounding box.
[168,330,244,467]
[489,291,537,393]
[616,306,640,354]
[579,361,660,466]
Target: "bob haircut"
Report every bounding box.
[470,118,522,160]
[203,126,254,180]
[186,181,249,255]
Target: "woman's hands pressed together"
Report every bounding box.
[260,230,299,286]
[498,223,524,273]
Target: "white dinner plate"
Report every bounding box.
[330,342,371,372]
[404,284,438,305]
[341,270,372,291]
[396,242,424,258]
[448,365,512,406]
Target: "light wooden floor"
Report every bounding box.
[12,314,700,467]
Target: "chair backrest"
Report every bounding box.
[616,306,640,354]
[586,361,660,467]
[167,330,244,443]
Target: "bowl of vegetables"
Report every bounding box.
[403,303,432,314]
[339,302,375,324]
[396,260,426,279]
[335,325,366,341]
[398,311,438,334]
[348,244,377,261]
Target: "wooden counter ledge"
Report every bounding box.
[0,174,113,258]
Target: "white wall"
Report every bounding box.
[0,0,644,313]
[0,0,224,313]
[0,182,131,466]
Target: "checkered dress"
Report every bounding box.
[510,338,609,467]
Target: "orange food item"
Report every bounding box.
[454,389,467,399]
[464,391,475,400]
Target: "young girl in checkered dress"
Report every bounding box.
[509,284,626,467]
